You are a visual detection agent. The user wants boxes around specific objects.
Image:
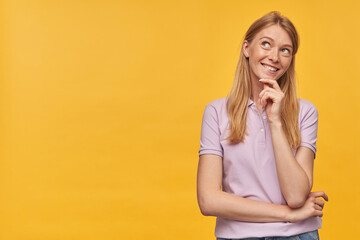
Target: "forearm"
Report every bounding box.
[269,122,311,207]
[199,190,291,223]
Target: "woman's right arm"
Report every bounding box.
[197,154,327,223]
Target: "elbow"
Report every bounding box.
[286,197,307,209]
[198,195,215,216]
[199,204,211,216]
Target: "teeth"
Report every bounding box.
[263,64,277,72]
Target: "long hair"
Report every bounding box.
[226,11,300,148]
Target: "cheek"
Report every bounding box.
[273,58,292,77]
[282,58,292,72]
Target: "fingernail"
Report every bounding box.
[259,78,263,81]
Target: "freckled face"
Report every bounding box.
[243,25,293,81]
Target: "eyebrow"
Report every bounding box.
[259,36,293,49]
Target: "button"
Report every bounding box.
[260,128,264,132]
[263,116,267,119]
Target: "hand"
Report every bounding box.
[258,79,284,124]
[287,191,329,223]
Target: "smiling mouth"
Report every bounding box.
[261,63,279,72]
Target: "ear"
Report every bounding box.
[243,40,250,58]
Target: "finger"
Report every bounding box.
[260,92,273,106]
[309,191,328,201]
[259,79,271,89]
[314,204,322,211]
[315,210,323,218]
[259,87,279,99]
[263,83,271,90]
[323,192,329,202]
[260,91,282,106]
[314,199,325,208]
[262,92,278,106]
[259,79,281,91]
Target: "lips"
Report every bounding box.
[261,63,279,72]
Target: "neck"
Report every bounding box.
[250,77,264,107]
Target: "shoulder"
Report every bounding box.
[203,97,227,115]
[202,97,229,126]
[298,98,318,125]
[205,97,227,109]
[298,98,317,110]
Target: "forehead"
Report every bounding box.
[255,25,292,46]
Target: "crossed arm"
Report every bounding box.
[197,153,328,223]
[197,154,291,222]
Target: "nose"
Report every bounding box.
[268,48,279,62]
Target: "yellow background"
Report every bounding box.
[0,0,359,239]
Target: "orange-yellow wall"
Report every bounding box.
[0,0,359,239]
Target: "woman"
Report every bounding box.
[197,11,328,240]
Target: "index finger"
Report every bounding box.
[263,83,271,90]
[259,79,281,91]
[310,191,329,201]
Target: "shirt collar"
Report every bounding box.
[248,99,255,107]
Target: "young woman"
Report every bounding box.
[197,11,328,240]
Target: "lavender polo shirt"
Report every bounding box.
[199,97,321,238]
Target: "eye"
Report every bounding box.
[261,41,271,48]
[281,48,291,54]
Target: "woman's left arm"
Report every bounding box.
[259,79,314,209]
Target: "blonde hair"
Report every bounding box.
[226,11,300,148]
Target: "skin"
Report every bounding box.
[197,24,328,223]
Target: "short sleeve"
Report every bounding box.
[299,101,318,157]
[199,103,223,157]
